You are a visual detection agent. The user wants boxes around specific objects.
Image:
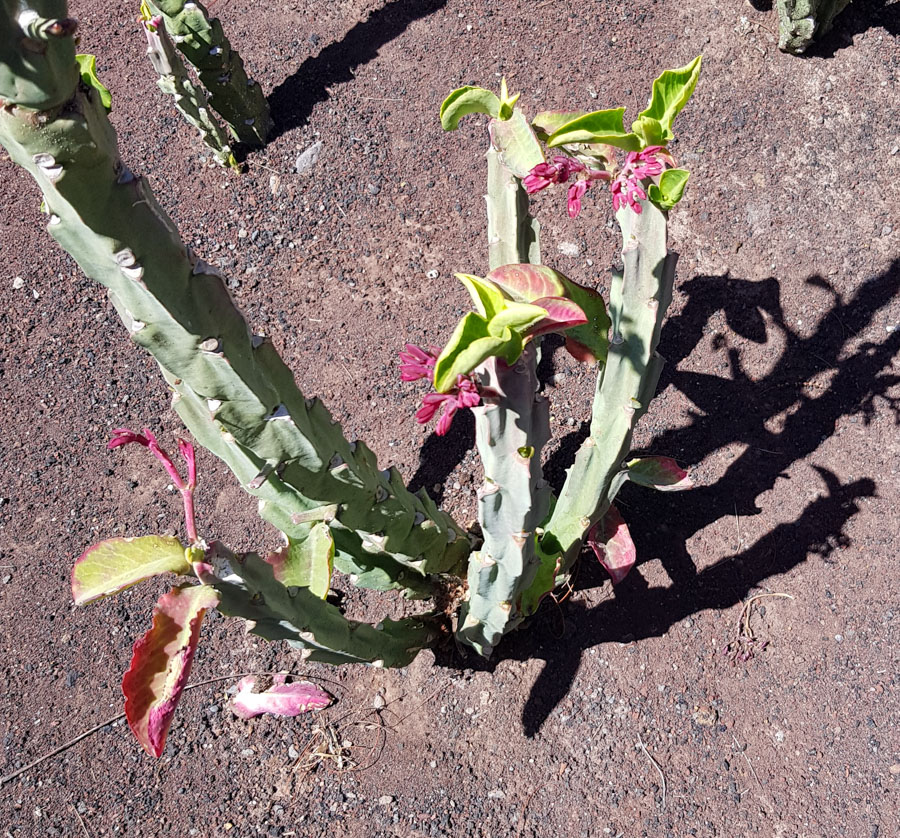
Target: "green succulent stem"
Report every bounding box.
[146,0,271,146]
[457,136,545,655]
[141,14,239,170]
[0,4,470,602]
[776,0,850,54]
[539,200,676,577]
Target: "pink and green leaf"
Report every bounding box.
[636,56,702,143]
[456,273,509,319]
[264,522,334,599]
[526,296,588,336]
[588,504,636,585]
[122,584,219,757]
[231,673,332,719]
[72,535,191,606]
[625,456,692,491]
[485,264,567,302]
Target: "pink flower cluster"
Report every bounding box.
[610,146,672,214]
[524,145,674,217]
[523,155,611,219]
[399,344,481,436]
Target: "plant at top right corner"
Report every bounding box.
[401,57,701,655]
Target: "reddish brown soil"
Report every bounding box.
[1,0,899,836]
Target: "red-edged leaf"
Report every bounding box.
[564,335,596,363]
[588,504,636,585]
[231,673,333,719]
[526,296,588,337]
[626,456,692,491]
[485,264,566,302]
[122,584,219,757]
[72,536,191,605]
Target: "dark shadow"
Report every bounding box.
[267,0,449,140]
[407,409,474,503]
[800,0,899,58]
[432,258,900,735]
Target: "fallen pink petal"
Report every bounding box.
[231,673,333,719]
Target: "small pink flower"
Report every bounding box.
[567,180,589,218]
[415,375,480,436]
[399,343,439,382]
[523,155,586,194]
[610,146,673,214]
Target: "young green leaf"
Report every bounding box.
[433,313,522,392]
[532,111,586,142]
[547,108,642,151]
[556,276,610,365]
[631,114,666,147]
[264,522,334,598]
[487,301,548,336]
[647,168,690,210]
[122,584,220,757]
[497,77,521,121]
[637,55,702,142]
[456,273,509,319]
[72,535,192,605]
[440,86,501,130]
[75,54,112,112]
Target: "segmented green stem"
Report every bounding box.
[147,0,271,146]
[539,201,676,575]
[142,16,238,170]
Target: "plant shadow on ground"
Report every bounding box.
[433,258,900,736]
[267,0,449,141]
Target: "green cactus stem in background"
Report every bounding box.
[776,0,851,54]
[0,0,470,601]
[140,8,239,169]
[145,0,271,146]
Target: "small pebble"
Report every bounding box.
[295,141,323,174]
[12,276,24,290]
[372,693,386,710]
[288,744,300,759]
[426,269,439,280]
[378,795,394,806]
[558,241,581,257]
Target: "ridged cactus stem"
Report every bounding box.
[146,0,271,146]
[539,200,676,576]
[456,147,546,655]
[141,14,238,170]
[776,0,851,53]
[486,147,540,271]
[457,347,551,655]
[0,9,469,597]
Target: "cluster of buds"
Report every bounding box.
[399,344,481,436]
[523,155,611,218]
[525,146,674,217]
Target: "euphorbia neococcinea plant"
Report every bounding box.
[405,57,700,654]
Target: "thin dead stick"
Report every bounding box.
[0,670,338,786]
[515,784,541,838]
[732,733,762,788]
[637,733,667,811]
[740,592,794,641]
[71,803,91,838]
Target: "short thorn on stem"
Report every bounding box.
[108,428,200,544]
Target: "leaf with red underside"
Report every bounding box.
[625,456,693,491]
[526,296,588,336]
[588,504,636,585]
[231,673,333,719]
[72,536,191,605]
[122,584,219,757]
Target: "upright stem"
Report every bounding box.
[540,201,676,576]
